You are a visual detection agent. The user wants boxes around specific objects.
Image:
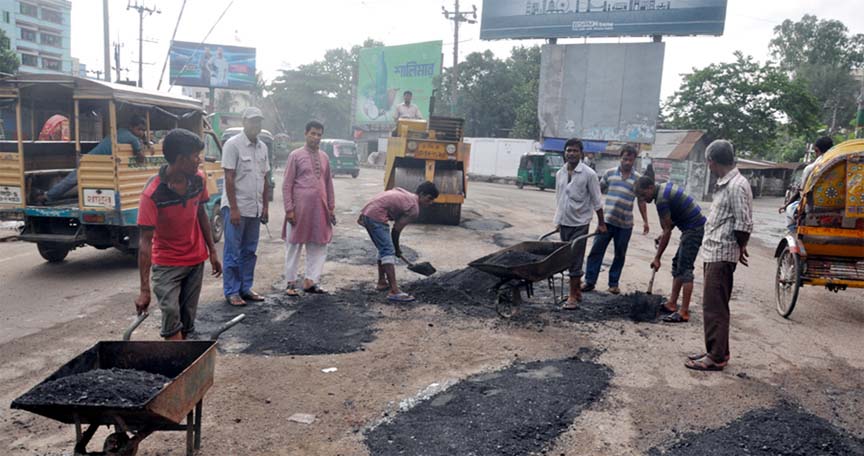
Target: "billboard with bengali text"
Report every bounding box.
[480,0,727,40]
[169,41,256,90]
[354,41,442,130]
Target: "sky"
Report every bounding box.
[71,0,864,99]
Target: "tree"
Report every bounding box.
[663,52,820,160]
[507,46,541,139]
[769,15,864,133]
[0,29,19,75]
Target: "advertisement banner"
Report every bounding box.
[480,0,728,40]
[354,41,442,130]
[538,43,664,144]
[169,41,256,90]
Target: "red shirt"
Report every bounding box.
[361,187,420,223]
[137,167,210,266]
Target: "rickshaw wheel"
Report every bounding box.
[516,181,524,189]
[775,246,800,318]
[496,288,522,319]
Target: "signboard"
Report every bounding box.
[169,41,256,90]
[83,189,116,208]
[354,41,442,129]
[538,43,664,144]
[0,185,21,205]
[480,0,728,40]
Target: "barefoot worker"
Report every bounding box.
[358,182,439,303]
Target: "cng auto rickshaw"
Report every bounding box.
[0,75,224,262]
[320,139,360,178]
[774,139,864,317]
[516,152,563,190]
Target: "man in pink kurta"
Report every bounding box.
[282,120,335,295]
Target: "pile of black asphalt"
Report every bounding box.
[365,354,612,456]
[14,368,170,408]
[648,402,864,455]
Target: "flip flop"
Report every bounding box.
[387,292,416,303]
[375,285,390,292]
[662,312,689,323]
[659,305,677,314]
[688,353,731,362]
[561,301,579,310]
[226,294,247,307]
[285,285,299,297]
[685,356,726,372]
[303,284,328,294]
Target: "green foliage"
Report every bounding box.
[662,52,820,159]
[769,15,864,133]
[0,29,19,75]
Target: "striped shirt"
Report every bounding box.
[599,167,640,228]
[702,168,753,263]
[655,182,706,231]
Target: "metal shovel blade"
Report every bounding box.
[408,262,436,277]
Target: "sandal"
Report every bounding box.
[303,284,328,294]
[659,304,677,314]
[375,284,390,292]
[688,353,730,362]
[285,284,300,297]
[226,294,247,307]
[662,312,689,323]
[561,301,579,310]
[387,292,416,303]
[685,356,726,372]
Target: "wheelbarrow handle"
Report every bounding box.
[569,232,599,255]
[123,312,149,341]
[211,313,246,341]
[538,228,560,241]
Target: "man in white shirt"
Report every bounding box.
[553,138,607,309]
[393,90,423,121]
[209,47,229,87]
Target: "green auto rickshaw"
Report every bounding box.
[516,152,563,190]
[321,139,360,178]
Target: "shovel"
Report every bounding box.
[398,254,437,277]
[647,237,660,295]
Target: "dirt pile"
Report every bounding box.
[365,355,612,456]
[327,236,418,266]
[14,368,170,408]
[196,293,379,356]
[483,250,546,267]
[404,267,500,309]
[649,403,864,455]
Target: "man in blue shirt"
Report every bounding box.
[43,115,147,203]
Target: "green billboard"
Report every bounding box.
[354,41,442,129]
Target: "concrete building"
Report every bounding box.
[0,0,72,74]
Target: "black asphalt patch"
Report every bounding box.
[328,236,419,265]
[365,355,611,456]
[461,218,513,231]
[14,368,169,408]
[649,403,864,455]
[195,293,379,356]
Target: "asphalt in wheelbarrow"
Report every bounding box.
[648,402,864,456]
[365,354,611,456]
[14,368,171,408]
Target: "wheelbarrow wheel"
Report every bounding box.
[775,246,801,318]
[210,208,224,243]
[496,288,522,319]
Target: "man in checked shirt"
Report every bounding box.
[685,140,753,372]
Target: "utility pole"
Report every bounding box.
[102,0,110,81]
[127,1,161,88]
[113,42,123,83]
[442,1,477,116]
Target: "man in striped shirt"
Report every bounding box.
[685,140,753,372]
[583,144,650,295]
[635,176,706,323]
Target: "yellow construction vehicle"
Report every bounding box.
[384,116,470,225]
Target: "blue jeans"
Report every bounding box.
[361,215,396,265]
[46,170,78,201]
[584,223,633,288]
[222,206,261,297]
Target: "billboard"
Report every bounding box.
[169,41,256,90]
[480,0,727,40]
[354,41,442,130]
[538,42,664,143]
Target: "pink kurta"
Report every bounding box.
[281,146,335,244]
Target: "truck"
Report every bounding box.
[384,116,470,225]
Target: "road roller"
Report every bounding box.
[384,116,470,225]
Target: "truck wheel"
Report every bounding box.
[351,170,359,178]
[516,181,524,189]
[211,208,224,243]
[37,242,70,263]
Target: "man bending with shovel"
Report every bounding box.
[358,181,439,303]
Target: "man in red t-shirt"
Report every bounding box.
[135,129,222,340]
[358,181,438,303]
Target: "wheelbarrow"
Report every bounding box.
[11,312,245,456]
[468,229,597,318]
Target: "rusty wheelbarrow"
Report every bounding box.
[11,312,244,456]
[468,229,597,318]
